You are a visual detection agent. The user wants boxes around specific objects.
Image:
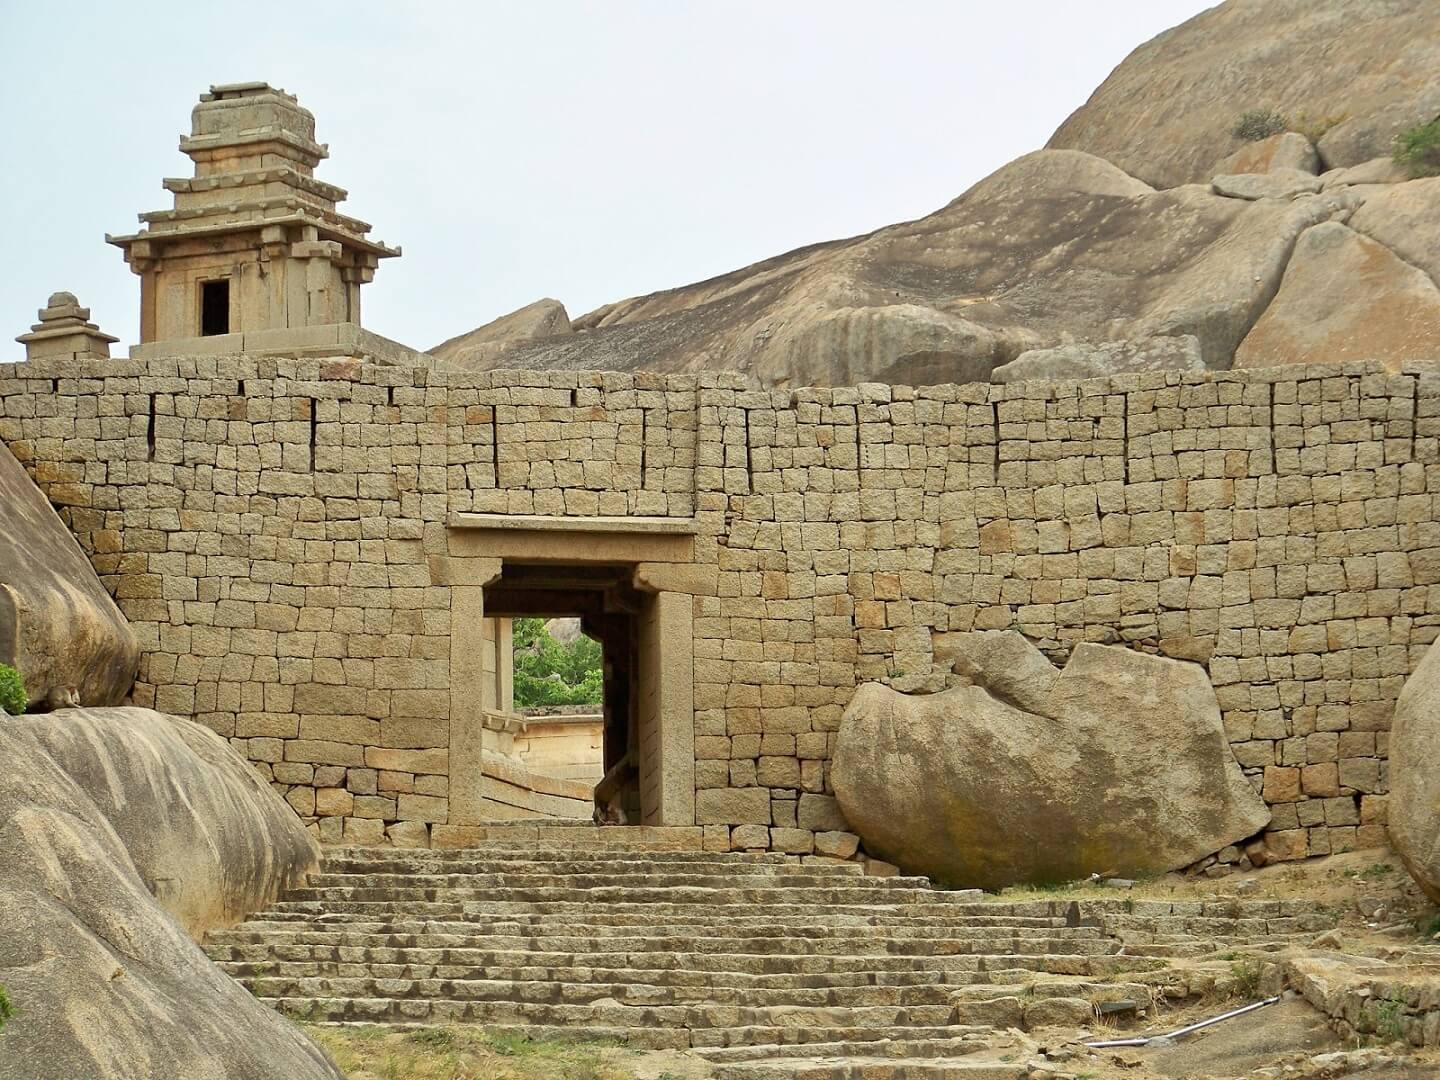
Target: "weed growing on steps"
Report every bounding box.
[1229,957,1264,999]
[1232,109,1288,142]
[1373,992,1408,1044]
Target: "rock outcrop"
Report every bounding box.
[830,633,1270,890]
[431,297,572,368]
[0,441,139,708]
[1348,176,1440,285]
[1047,0,1440,189]
[1234,221,1440,371]
[444,150,1372,384]
[0,707,336,1079]
[992,335,1205,383]
[1215,132,1321,178]
[1388,638,1440,902]
[437,1,1440,387]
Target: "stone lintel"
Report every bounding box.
[449,514,700,535]
[446,516,698,564]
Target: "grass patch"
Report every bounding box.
[1418,913,1440,939]
[1232,109,1288,142]
[1356,862,1394,881]
[304,1024,640,1080]
[1394,116,1440,178]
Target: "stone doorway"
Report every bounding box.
[443,515,697,831]
[484,564,642,821]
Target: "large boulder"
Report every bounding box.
[1388,638,1440,902]
[1234,221,1440,371]
[1211,169,1323,202]
[1047,0,1440,188]
[0,441,139,708]
[1215,132,1321,178]
[992,335,1204,383]
[430,297,572,368]
[831,633,1270,889]
[0,707,336,1079]
[1348,176,1440,286]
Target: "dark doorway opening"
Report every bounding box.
[484,563,646,823]
[200,279,230,336]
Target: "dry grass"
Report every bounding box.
[301,1024,677,1080]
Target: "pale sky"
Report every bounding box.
[1,1,1215,355]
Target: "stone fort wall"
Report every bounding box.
[1,354,1433,864]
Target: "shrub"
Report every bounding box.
[1232,109,1288,142]
[1229,957,1264,998]
[0,982,13,1030]
[1394,116,1440,177]
[0,664,25,716]
[513,618,603,708]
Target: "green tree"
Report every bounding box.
[512,618,603,708]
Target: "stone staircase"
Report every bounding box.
[205,826,1337,1078]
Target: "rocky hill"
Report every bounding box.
[433,0,1440,387]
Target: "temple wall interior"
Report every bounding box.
[1,353,1434,861]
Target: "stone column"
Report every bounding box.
[445,557,503,828]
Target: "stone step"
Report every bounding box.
[229,908,1104,931]
[318,855,870,871]
[221,959,1156,1004]
[324,851,832,869]
[208,942,1158,978]
[277,884,953,907]
[239,907,1113,935]
[297,1019,999,1054]
[241,972,1021,1009]
[304,871,906,891]
[249,910,1078,933]
[711,1058,1028,1079]
[261,994,1008,1034]
[216,925,1121,958]
[697,1035,1000,1064]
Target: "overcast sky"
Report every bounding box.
[1,1,1215,354]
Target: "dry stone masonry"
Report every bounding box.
[0,354,1430,868]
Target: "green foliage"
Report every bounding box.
[1374,993,1407,1043]
[0,983,15,1030]
[512,618,603,708]
[1419,913,1440,939]
[1357,862,1394,881]
[1394,116,1440,177]
[0,664,25,716]
[1229,957,1264,998]
[1232,109,1288,142]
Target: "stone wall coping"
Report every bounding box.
[449,513,700,535]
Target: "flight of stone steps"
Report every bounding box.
[205,825,1337,1078]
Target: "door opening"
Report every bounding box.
[200,279,230,336]
[480,563,649,824]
